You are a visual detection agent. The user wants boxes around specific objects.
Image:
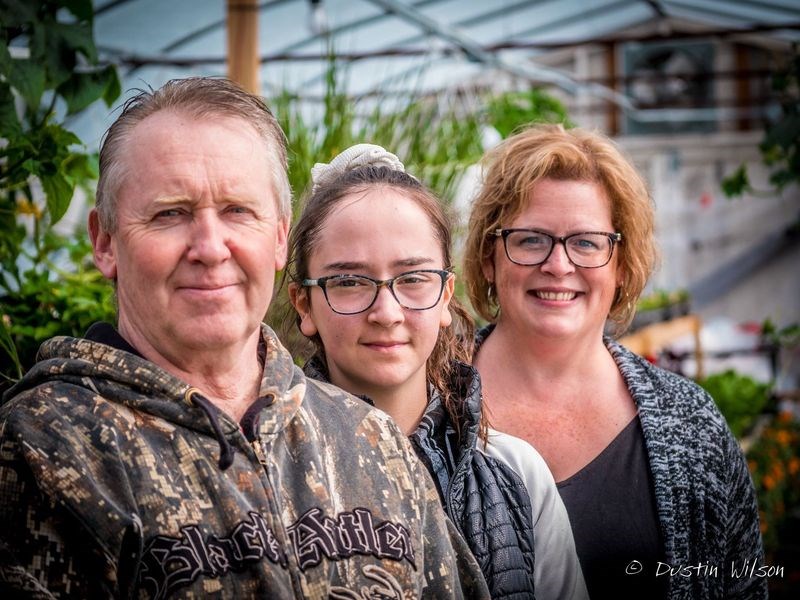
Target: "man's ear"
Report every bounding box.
[274,217,290,272]
[439,273,455,328]
[88,209,117,280]
[288,283,318,337]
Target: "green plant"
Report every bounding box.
[635,288,689,312]
[1,0,120,387]
[486,88,570,138]
[274,60,487,214]
[761,318,800,349]
[721,44,799,198]
[1,233,115,381]
[1,0,120,226]
[697,369,772,438]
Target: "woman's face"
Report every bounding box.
[292,186,454,400]
[483,177,621,343]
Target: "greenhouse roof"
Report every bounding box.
[64,0,800,147]
[93,0,800,99]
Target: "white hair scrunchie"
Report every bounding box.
[310,143,407,194]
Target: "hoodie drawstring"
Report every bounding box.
[185,388,235,470]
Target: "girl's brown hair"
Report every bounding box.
[286,165,478,436]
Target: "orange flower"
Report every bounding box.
[762,474,776,490]
[789,457,800,476]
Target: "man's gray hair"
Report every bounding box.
[95,77,292,231]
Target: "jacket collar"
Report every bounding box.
[6,324,304,438]
[303,355,373,406]
[303,355,482,455]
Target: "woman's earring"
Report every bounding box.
[487,282,500,319]
[615,286,634,317]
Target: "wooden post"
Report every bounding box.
[227,0,259,94]
[605,41,619,135]
[734,43,751,132]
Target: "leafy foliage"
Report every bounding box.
[486,88,571,138]
[697,369,772,438]
[760,47,800,192]
[1,232,116,381]
[274,61,487,213]
[722,44,800,197]
[761,318,800,349]
[635,288,690,312]
[276,61,571,212]
[720,165,750,199]
[1,0,120,387]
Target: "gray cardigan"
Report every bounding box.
[606,337,767,599]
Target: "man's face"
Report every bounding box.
[90,110,288,362]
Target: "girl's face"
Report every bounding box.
[291,186,454,401]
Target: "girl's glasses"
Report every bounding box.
[302,269,451,315]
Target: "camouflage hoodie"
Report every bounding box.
[0,325,489,599]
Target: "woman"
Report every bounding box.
[287,144,588,600]
[463,124,766,600]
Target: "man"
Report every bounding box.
[0,78,488,599]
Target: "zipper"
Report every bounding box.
[251,438,268,468]
[248,436,307,596]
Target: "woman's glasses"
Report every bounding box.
[492,228,622,268]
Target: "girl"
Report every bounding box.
[287,144,587,600]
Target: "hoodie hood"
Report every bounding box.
[3,324,305,443]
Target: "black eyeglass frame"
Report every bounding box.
[492,228,622,268]
[302,269,452,315]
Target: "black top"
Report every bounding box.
[557,415,667,600]
[85,322,142,357]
